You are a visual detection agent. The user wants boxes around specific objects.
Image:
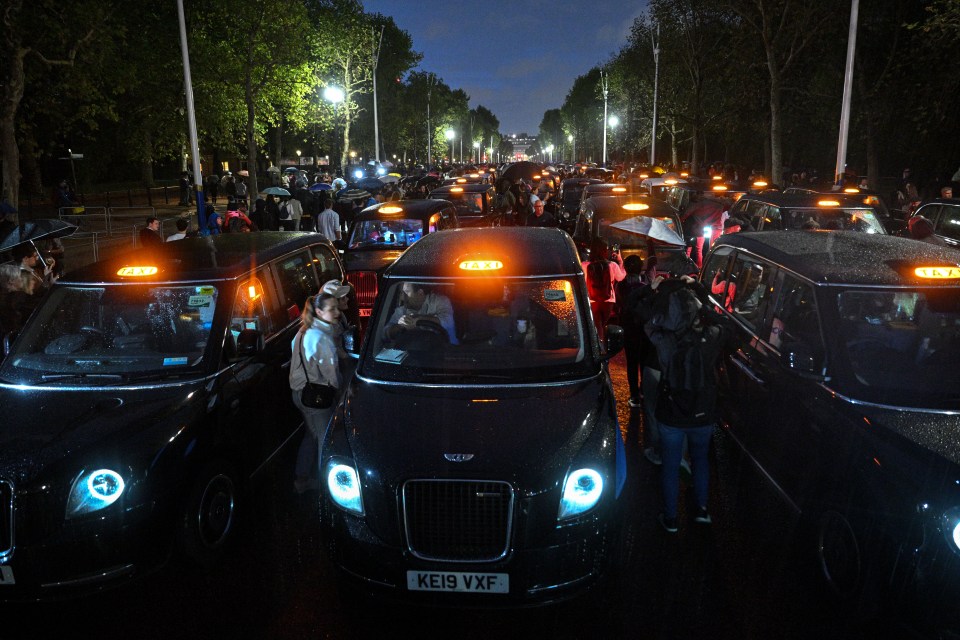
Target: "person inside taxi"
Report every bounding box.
[384,282,458,344]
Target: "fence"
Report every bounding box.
[58,206,109,232]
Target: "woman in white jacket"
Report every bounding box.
[290,292,344,493]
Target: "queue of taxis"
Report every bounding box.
[702,231,960,633]
[0,233,343,598]
[341,200,460,327]
[728,192,887,233]
[556,177,603,232]
[320,227,627,606]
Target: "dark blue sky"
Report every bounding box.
[362,0,648,135]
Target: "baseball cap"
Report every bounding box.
[322,279,351,298]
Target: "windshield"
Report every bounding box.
[1,284,218,384]
[835,287,960,408]
[348,219,425,249]
[360,278,594,383]
[431,193,482,216]
[779,207,886,233]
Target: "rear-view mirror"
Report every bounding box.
[780,341,825,381]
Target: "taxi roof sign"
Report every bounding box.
[612,186,627,192]
[459,259,503,271]
[818,199,841,207]
[117,266,158,277]
[622,203,650,211]
[450,186,464,193]
[379,205,403,214]
[915,266,960,280]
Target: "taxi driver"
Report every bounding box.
[384,282,458,344]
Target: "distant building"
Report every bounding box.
[509,134,537,161]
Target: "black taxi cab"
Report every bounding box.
[577,183,632,217]
[320,227,627,606]
[342,199,459,325]
[573,195,685,264]
[556,177,603,231]
[912,198,960,249]
[428,183,498,227]
[728,192,887,233]
[0,232,343,598]
[702,231,960,632]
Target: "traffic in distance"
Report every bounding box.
[1,160,960,639]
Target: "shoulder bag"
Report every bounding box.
[298,334,336,409]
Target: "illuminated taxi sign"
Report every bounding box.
[450,187,464,193]
[612,186,627,192]
[639,173,649,179]
[458,259,503,271]
[843,187,860,193]
[752,180,768,188]
[680,172,689,178]
[117,266,158,277]
[468,173,479,178]
[622,203,650,212]
[915,266,960,280]
[818,200,841,207]
[712,185,729,192]
[711,175,723,181]
[379,205,403,214]
[664,179,678,185]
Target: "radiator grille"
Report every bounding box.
[0,481,12,560]
[402,479,513,562]
[345,270,378,308]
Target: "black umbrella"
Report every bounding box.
[336,188,371,202]
[356,177,386,192]
[0,218,78,252]
[416,175,441,189]
[499,161,542,183]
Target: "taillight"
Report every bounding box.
[346,271,378,317]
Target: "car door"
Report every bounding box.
[931,203,960,248]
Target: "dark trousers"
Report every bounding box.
[590,300,615,342]
[623,331,642,399]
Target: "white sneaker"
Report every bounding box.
[644,447,662,466]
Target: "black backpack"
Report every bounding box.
[587,261,612,301]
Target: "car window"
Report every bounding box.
[730,256,776,331]
[311,244,343,284]
[761,206,782,230]
[703,249,735,311]
[272,250,318,326]
[768,275,824,364]
[933,204,960,241]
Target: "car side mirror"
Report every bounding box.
[604,324,624,358]
[780,341,825,381]
[236,329,263,357]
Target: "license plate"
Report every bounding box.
[406,570,508,594]
[0,566,14,586]
[359,308,372,317]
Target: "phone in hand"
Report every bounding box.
[611,244,620,254]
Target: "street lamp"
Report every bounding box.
[296,149,301,166]
[445,129,455,164]
[545,144,555,163]
[606,116,618,164]
[473,141,480,163]
[568,134,575,163]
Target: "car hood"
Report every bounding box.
[859,404,960,468]
[343,249,404,274]
[341,376,607,487]
[0,382,203,484]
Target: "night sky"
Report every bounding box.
[362,0,649,135]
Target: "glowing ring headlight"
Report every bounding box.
[558,468,604,520]
[66,468,126,519]
[326,462,364,515]
[942,507,960,553]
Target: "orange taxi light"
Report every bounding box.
[712,185,729,192]
[456,178,467,183]
[753,180,768,187]
[459,260,503,271]
[612,187,627,192]
[622,203,650,212]
[818,200,841,207]
[380,205,403,214]
[639,173,649,179]
[117,266,158,277]
[664,179,678,185]
[844,187,860,193]
[680,172,689,177]
[468,173,479,178]
[712,175,723,181]
[915,266,960,279]
[450,187,463,193]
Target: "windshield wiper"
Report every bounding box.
[36,373,126,385]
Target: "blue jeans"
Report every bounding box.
[659,423,714,519]
[292,390,333,481]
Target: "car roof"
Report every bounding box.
[355,199,453,221]
[384,227,583,279]
[429,184,493,194]
[713,231,960,286]
[561,178,603,188]
[60,232,335,284]
[737,192,874,209]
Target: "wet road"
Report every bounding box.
[2,354,910,639]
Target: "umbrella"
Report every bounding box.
[0,218,78,253]
[336,188,371,202]
[610,215,685,246]
[309,183,332,192]
[262,187,291,196]
[381,160,394,168]
[284,167,299,174]
[380,175,399,184]
[500,161,542,183]
[356,177,385,192]
[267,165,281,173]
[236,169,249,177]
[417,175,441,188]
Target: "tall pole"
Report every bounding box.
[834,0,859,185]
[426,77,433,167]
[372,26,384,164]
[601,69,609,167]
[176,0,205,230]
[650,23,660,167]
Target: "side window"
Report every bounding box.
[729,200,748,219]
[272,250,318,326]
[763,206,782,230]
[730,256,776,331]
[934,205,960,241]
[746,201,765,230]
[702,249,735,311]
[231,271,272,340]
[311,244,343,285]
[769,275,824,364]
[428,213,440,233]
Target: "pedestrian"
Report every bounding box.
[289,291,345,494]
[205,211,224,235]
[640,274,734,533]
[166,218,189,241]
[265,195,281,231]
[317,193,341,242]
[581,238,625,342]
[178,172,191,206]
[721,217,742,235]
[139,216,163,247]
[11,244,55,292]
[907,216,947,246]
[527,196,556,227]
[235,177,248,206]
[941,185,954,200]
[250,198,267,231]
[616,254,646,407]
[205,174,220,204]
[282,196,303,231]
[0,263,37,336]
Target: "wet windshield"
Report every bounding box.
[348,219,425,249]
[835,288,960,408]
[360,278,593,383]
[778,207,886,233]
[430,193,482,216]
[1,284,218,383]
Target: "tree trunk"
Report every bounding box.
[768,65,784,185]
[1,45,26,209]
[340,59,352,170]
[246,91,259,198]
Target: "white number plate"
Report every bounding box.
[406,570,508,594]
[0,566,15,586]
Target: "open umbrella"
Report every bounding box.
[356,177,385,192]
[309,183,332,192]
[381,160,394,168]
[267,165,281,173]
[380,175,399,184]
[416,175,441,189]
[0,219,78,265]
[336,188,371,202]
[500,161,542,183]
[610,215,685,246]
[262,186,291,196]
[284,167,299,174]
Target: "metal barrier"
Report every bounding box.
[108,206,157,235]
[59,206,109,233]
[61,231,101,263]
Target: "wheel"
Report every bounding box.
[178,460,239,566]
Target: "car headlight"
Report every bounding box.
[353,170,363,180]
[66,468,126,519]
[326,461,364,515]
[942,507,960,552]
[558,468,604,520]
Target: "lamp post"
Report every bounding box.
[568,134,574,163]
[323,86,345,172]
[650,22,661,167]
[473,141,480,163]
[601,68,610,167]
[607,116,618,165]
[445,129,455,164]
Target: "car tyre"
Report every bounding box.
[178,459,239,566]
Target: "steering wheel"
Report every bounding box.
[414,317,449,341]
[79,326,108,347]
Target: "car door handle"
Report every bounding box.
[729,353,765,386]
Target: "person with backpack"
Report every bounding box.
[581,238,625,342]
[616,254,646,407]
[640,274,734,533]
